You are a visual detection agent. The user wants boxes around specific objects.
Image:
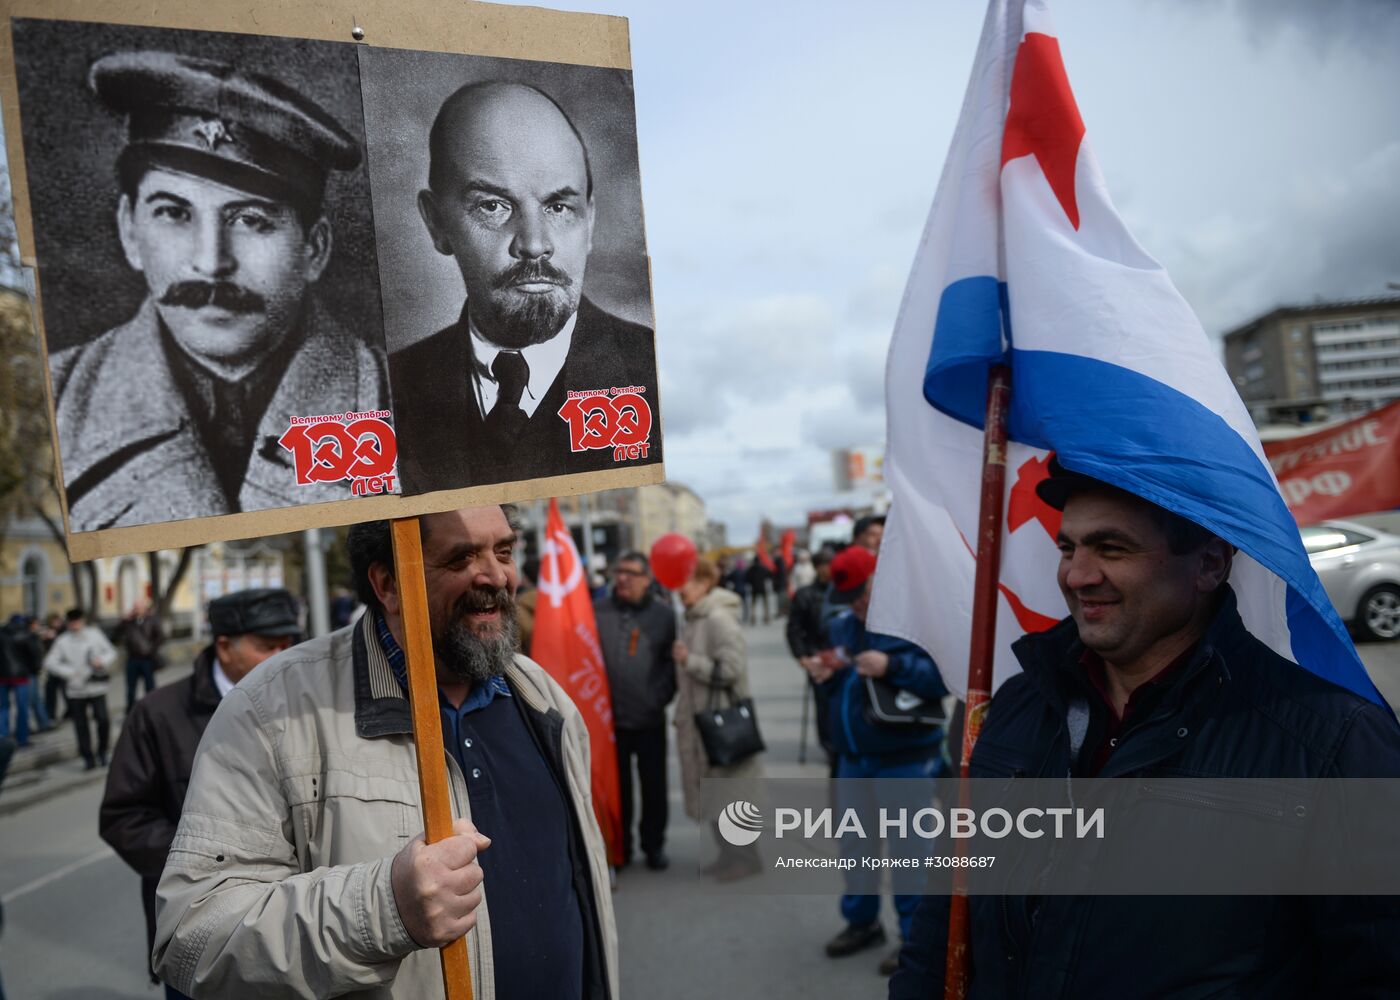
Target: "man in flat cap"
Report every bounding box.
[100,588,299,1000]
[51,52,389,532]
[390,81,660,493]
[890,459,1400,997]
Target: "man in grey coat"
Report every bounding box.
[594,552,676,869]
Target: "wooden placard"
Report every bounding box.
[0,0,665,562]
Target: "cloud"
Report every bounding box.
[1162,141,1400,336]
[1220,0,1400,59]
[800,389,885,451]
[499,0,1400,544]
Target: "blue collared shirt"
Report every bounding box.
[371,613,585,999]
[373,612,512,776]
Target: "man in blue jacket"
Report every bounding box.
[807,545,948,976]
[890,459,1400,999]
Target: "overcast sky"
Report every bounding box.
[530,0,1400,543]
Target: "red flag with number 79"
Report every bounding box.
[530,498,624,865]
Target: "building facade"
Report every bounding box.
[1223,296,1400,426]
[531,482,714,574]
[1,507,283,637]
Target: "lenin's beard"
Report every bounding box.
[472,259,579,349]
[433,586,520,683]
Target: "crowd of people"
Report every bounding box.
[0,507,945,991]
[589,511,929,977]
[0,600,171,771]
[5,480,1399,998]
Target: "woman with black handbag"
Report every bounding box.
[672,558,765,882]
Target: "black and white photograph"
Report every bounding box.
[12,19,391,535]
[358,48,662,496]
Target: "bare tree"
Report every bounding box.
[0,121,21,290]
[147,547,196,621]
[0,130,194,620]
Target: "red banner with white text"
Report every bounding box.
[1263,400,1400,524]
[530,498,624,865]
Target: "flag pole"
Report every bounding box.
[391,517,474,1000]
[944,363,1011,1000]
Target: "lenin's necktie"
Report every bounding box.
[487,350,530,439]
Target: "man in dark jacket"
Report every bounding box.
[595,551,676,869]
[120,599,165,709]
[786,546,836,769]
[99,588,299,999]
[746,557,774,625]
[5,616,51,738]
[0,626,25,747]
[810,546,948,975]
[890,461,1400,999]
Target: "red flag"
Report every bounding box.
[1263,400,1400,525]
[755,539,777,573]
[779,528,796,571]
[530,498,624,865]
[779,528,797,596]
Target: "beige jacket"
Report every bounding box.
[153,614,618,999]
[673,587,764,822]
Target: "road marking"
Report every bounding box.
[1,847,113,904]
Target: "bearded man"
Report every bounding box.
[152,505,618,1000]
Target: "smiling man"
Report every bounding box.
[51,51,388,531]
[890,458,1400,999]
[389,81,659,492]
[153,505,617,1000]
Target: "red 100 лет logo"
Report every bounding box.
[557,387,653,462]
[278,412,398,496]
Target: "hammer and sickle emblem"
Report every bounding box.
[538,526,585,609]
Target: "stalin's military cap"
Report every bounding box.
[89,50,361,208]
[208,588,302,639]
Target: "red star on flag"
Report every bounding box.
[1001,32,1085,230]
[1007,452,1063,541]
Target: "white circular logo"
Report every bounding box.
[717,800,764,847]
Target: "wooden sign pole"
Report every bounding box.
[390,517,474,1000]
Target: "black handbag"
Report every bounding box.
[862,675,946,729]
[694,661,765,767]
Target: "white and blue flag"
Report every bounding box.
[869,0,1388,708]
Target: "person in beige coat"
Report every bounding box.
[153,506,617,999]
[672,557,764,882]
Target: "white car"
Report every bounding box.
[1302,521,1400,642]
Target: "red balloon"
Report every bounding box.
[650,533,698,590]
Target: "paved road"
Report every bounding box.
[1361,638,1400,709]
[0,624,1397,999]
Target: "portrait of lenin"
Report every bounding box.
[360,50,662,496]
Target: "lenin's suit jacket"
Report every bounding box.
[390,297,662,495]
[51,297,389,533]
